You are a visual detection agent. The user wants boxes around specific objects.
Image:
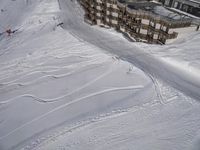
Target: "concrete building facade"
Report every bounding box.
[80,0,194,44]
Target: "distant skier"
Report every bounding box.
[6,29,12,36]
[5,28,18,36]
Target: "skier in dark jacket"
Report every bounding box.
[6,29,12,36]
[6,28,18,36]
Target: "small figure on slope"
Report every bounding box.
[5,28,18,36]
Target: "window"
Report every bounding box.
[161,25,167,32]
[150,20,155,27]
[164,0,170,6]
[173,2,178,8]
[182,4,189,12]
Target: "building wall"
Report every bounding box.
[80,0,192,44]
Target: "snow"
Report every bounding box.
[169,7,200,19]
[0,0,200,150]
[153,6,183,20]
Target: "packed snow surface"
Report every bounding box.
[0,0,200,150]
[153,6,184,20]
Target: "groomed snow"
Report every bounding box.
[0,0,200,150]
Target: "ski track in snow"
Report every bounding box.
[0,85,144,141]
[0,61,116,104]
[0,59,108,89]
[0,0,199,150]
[25,100,160,150]
[147,73,165,104]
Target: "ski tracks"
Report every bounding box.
[0,58,107,89]
[0,62,115,104]
[22,91,160,150]
[0,83,144,141]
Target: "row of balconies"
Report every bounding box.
[82,0,192,27]
[80,0,182,44]
[121,23,177,39]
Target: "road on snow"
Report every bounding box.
[59,0,200,101]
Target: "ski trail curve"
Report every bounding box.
[0,85,143,141]
[0,62,116,104]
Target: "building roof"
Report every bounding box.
[174,0,200,6]
[190,0,200,3]
[117,0,191,21]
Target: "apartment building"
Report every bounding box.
[80,0,194,44]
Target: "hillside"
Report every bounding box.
[0,0,200,150]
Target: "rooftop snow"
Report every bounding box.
[121,1,190,20]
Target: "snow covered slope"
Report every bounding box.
[0,0,156,149]
[0,0,200,150]
[59,0,200,100]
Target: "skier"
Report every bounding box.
[5,28,18,36]
[6,29,12,36]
